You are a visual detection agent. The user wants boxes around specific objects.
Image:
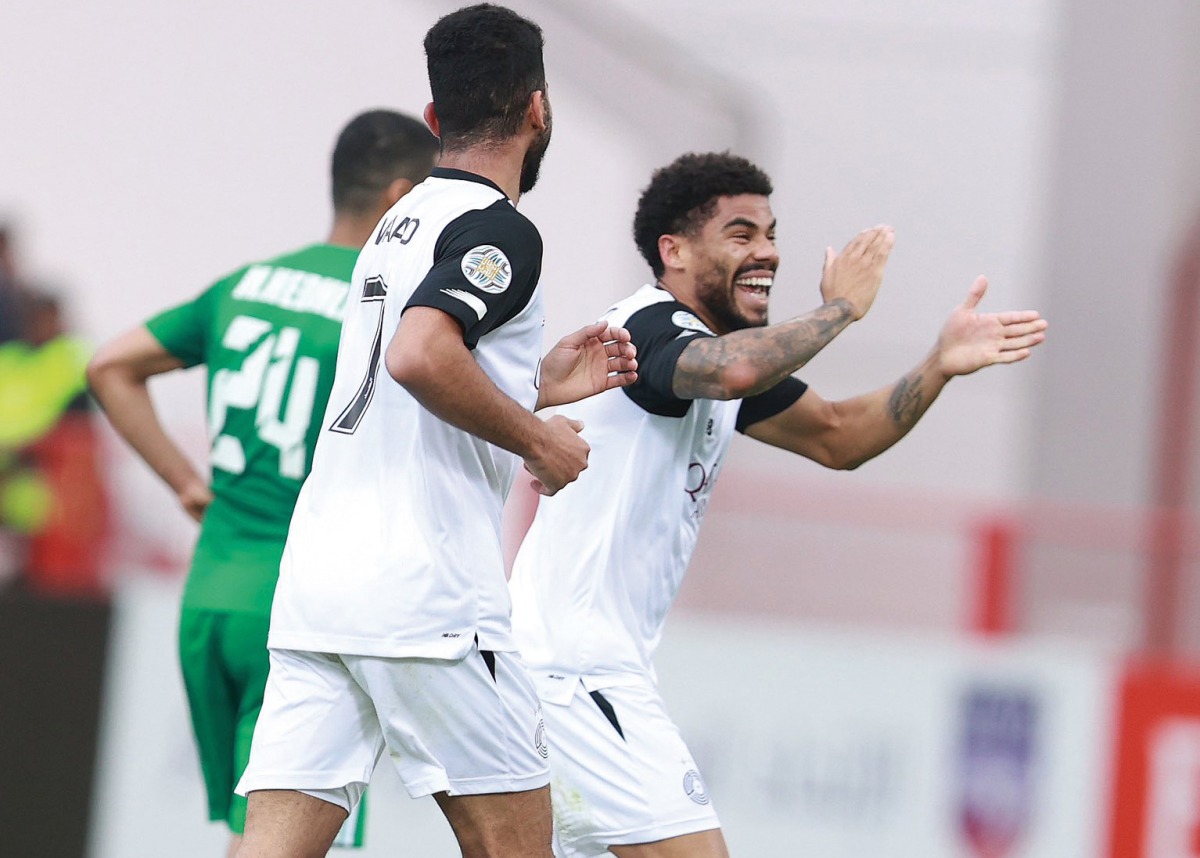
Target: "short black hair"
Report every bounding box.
[424,3,546,149]
[633,152,774,278]
[331,110,439,215]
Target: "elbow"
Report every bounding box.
[718,360,764,401]
[811,405,861,470]
[85,348,120,398]
[835,454,866,472]
[384,338,431,389]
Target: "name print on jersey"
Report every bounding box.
[375,215,420,246]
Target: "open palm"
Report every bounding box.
[937,276,1048,377]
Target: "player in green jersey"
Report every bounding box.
[86,109,440,856]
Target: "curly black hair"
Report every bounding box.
[633,152,773,278]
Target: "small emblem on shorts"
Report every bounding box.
[683,769,709,805]
[461,245,512,294]
[671,310,713,335]
[534,716,549,759]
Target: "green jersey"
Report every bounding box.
[146,244,358,615]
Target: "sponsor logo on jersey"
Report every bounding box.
[683,769,709,805]
[461,245,512,294]
[534,709,549,758]
[671,310,713,335]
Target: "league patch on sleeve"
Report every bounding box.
[671,310,714,335]
[461,245,513,294]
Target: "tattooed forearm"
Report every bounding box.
[887,372,925,424]
[672,299,855,400]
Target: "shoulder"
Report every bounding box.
[439,201,541,255]
[619,290,714,347]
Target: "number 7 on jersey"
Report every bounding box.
[329,275,388,434]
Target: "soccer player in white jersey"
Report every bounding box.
[508,152,1049,858]
[235,6,637,858]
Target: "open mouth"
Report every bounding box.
[734,275,773,301]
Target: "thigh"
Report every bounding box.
[347,647,550,799]
[178,609,254,825]
[239,789,348,858]
[221,612,273,834]
[543,679,721,857]
[434,784,553,858]
[237,648,384,798]
[609,829,729,858]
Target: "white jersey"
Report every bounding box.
[269,168,545,659]
[509,284,806,694]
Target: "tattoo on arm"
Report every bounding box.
[673,299,854,400]
[887,372,924,424]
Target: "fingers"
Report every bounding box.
[565,417,584,433]
[602,369,638,391]
[995,310,1042,325]
[994,348,1032,364]
[554,321,606,348]
[999,318,1048,338]
[961,276,988,310]
[822,246,835,279]
[999,332,1046,351]
[603,337,636,360]
[843,224,894,259]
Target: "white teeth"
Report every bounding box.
[736,276,773,288]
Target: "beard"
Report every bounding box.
[519,106,553,194]
[694,257,771,333]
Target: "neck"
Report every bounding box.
[438,142,526,203]
[327,212,383,250]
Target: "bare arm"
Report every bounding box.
[385,307,590,496]
[85,327,213,521]
[672,225,894,401]
[673,299,855,400]
[745,276,1048,468]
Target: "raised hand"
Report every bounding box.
[819,224,895,320]
[524,415,590,496]
[936,276,1048,378]
[536,321,638,410]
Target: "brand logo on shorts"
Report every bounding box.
[683,769,709,805]
[461,245,512,294]
[534,716,549,759]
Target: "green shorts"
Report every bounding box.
[178,608,367,843]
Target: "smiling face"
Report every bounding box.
[674,194,778,334]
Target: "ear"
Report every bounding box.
[384,177,416,207]
[527,90,547,132]
[423,102,441,138]
[658,233,689,273]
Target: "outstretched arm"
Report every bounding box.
[85,327,214,521]
[745,276,1048,468]
[535,321,638,410]
[672,225,894,401]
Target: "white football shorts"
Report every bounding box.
[537,675,720,857]
[237,645,550,805]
